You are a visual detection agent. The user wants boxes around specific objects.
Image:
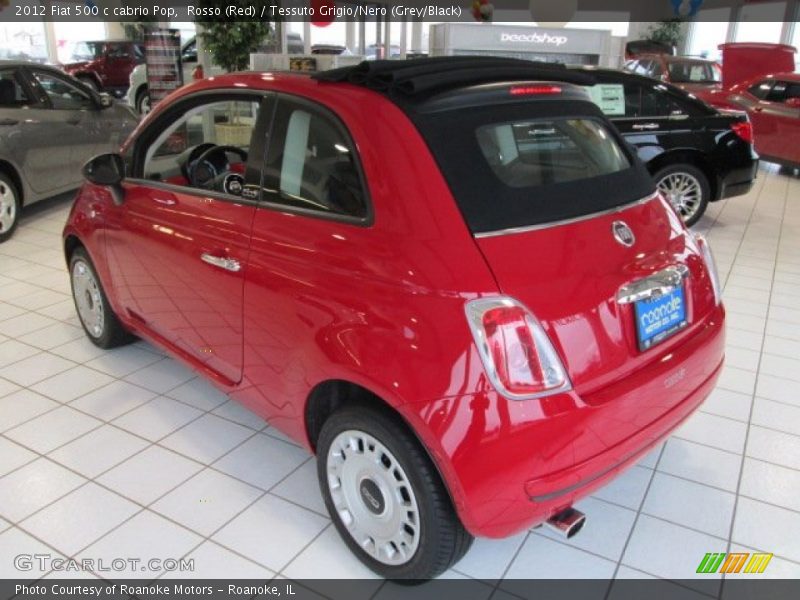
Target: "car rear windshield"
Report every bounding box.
[667,61,720,83]
[414,99,655,233]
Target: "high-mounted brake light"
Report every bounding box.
[465,297,571,400]
[509,85,562,96]
[730,121,754,145]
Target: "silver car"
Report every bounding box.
[0,61,137,242]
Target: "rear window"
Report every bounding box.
[667,61,720,83]
[414,99,655,234]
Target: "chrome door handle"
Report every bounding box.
[632,123,660,131]
[617,264,689,304]
[153,197,176,206]
[200,253,241,272]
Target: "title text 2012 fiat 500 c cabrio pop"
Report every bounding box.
[64,58,725,580]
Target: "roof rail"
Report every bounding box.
[313,57,596,97]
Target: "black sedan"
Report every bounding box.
[578,68,758,226]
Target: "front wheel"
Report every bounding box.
[0,173,20,243]
[317,405,473,580]
[69,247,135,348]
[136,89,151,115]
[655,164,710,227]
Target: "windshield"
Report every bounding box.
[69,42,103,62]
[667,61,720,83]
[415,99,654,233]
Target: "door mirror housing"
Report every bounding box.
[785,97,800,109]
[83,153,125,204]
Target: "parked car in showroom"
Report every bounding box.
[580,68,758,225]
[0,61,137,242]
[61,40,144,96]
[65,58,725,579]
[625,54,722,97]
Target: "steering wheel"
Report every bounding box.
[187,144,249,194]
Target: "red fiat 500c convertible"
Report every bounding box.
[65,58,725,580]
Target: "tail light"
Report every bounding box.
[731,121,754,144]
[509,85,562,96]
[693,234,722,306]
[465,297,571,400]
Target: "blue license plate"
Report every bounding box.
[634,287,688,351]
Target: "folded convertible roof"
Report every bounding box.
[312,56,597,99]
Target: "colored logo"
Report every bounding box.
[671,0,704,18]
[612,221,635,247]
[696,552,773,574]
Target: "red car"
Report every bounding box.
[65,59,725,579]
[61,40,144,96]
[624,54,722,96]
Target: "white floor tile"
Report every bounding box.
[5,406,102,454]
[70,380,156,421]
[672,411,748,454]
[19,483,139,556]
[732,497,800,564]
[160,413,253,463]
[31,365,115,403]
[755,374,800,408]
[0,458,85,521]
[213,433,309,491]
[0,339,40,368]
[751,397,800,436]
[17,321,84,350]
[84,345,163,378]
[0,436,37,477]
[745,425,800,470]
[284,525,380,582]
[642,473,735,538]
[271,460,327,516]
[729,543,800,579]
[0,312,58,338]
[212,399,268,430]
[48,425,149,478]
[592,465,652,510]
[123,358,195,394]
[0,376,19,398]
[503,535,616,582]
[97,446,202,506]
[0,528,65,578]
[0,388,59,433]
[658,438,742,492]
[0,351,75,386]
[700,388,752,422]
[739,458,800,512]
[77,511,202,578]
[213,494,329,572]
[152,469,262,536]
[113,396,202,441]
[166,377,228,411]
[175,540,276,579]
[453,532,527,581]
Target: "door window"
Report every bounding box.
[141,98,261,196]
[263,98,368,219]
[0,70,33,108]
[748,80,774,100]
[32,71,94,110]
[107,44,131,59]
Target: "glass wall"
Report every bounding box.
[735,1,786,43]
[686,9,731,60]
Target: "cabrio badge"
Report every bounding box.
[612,221,636,247]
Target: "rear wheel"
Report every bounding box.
[69,247,135,348]
[136,88,151,115]
[0,173,20,243]
[317,404,473,580]
[655,164,710,227]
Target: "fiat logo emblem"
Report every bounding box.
[612,221,635,247]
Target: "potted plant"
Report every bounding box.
[196,1,273,145]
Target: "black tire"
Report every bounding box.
[136,88,151,115]
[78,76,99,92]
[69,247,135,348]
[654,163,711,227]
[317,404,473,580]
[0,173,21,243]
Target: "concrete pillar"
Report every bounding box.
[411,20,422,53]
[383,16,391,58]
[399,19,407,59]
[346,20,356,52]
[303,21,312,54]
[43,19,58,64]
[359,20,366,55]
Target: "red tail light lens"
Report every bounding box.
[731,121,754,144]
[465,297,571,399]
[509,85,562,96]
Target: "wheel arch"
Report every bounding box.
[63,233,83,265]
[646,149,720,201]
[0,159,24,205]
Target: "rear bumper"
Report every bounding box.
[405,304,725,538]
[716,158,759,201]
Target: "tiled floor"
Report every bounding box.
[1,166,800,592]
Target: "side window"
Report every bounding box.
[640,85,684,117]
[107,44,131,59]
[765,81,788,103]
[749,80,774,100]
[32,71,94,110]
[182,41,197,64]
[785,83,800,101]
[649,61,664,79]
[0,70,33,108]
[264,99,368,219]
[622,82,643,117]
[141,98,260,194]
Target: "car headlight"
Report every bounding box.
[694,233,722,306]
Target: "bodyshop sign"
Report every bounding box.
[500,32,570,47]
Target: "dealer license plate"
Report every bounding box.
[634,287,688,351]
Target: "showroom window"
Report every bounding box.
[263,99,368,219]
[735,1,786,43]
[686,12,730,60]
[32,70,94,110]
[141,98,261,193]
[0,70,33,108]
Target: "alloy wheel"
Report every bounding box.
[0,181,16,234]
[326,429,421,566]
[658,171,703,222]
[72,259,105,339]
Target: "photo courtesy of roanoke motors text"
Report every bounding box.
[0,0,799,599]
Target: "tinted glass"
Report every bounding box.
[748,80,773,99]
[765,81,789,102]
[666,61,720,83]
[785,83,800,101]
[0,70,32,108]
[264,99,368,219]
[33,71,93,110]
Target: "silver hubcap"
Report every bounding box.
[658,171,703,221]
[0,181,16,233]
[327,430,421,566]
[140,96,151,115]
[72,260,105,338]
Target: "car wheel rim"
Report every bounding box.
[71,260,104,338]
[0,182,16,233]
[327,429,421,566]
[658,172,703,221]
[140,95,151,115]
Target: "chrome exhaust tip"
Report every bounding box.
[545,508,586,539]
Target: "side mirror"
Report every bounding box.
[785,97,800,109]
[83,153,125,204]
[97,92,113,109]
